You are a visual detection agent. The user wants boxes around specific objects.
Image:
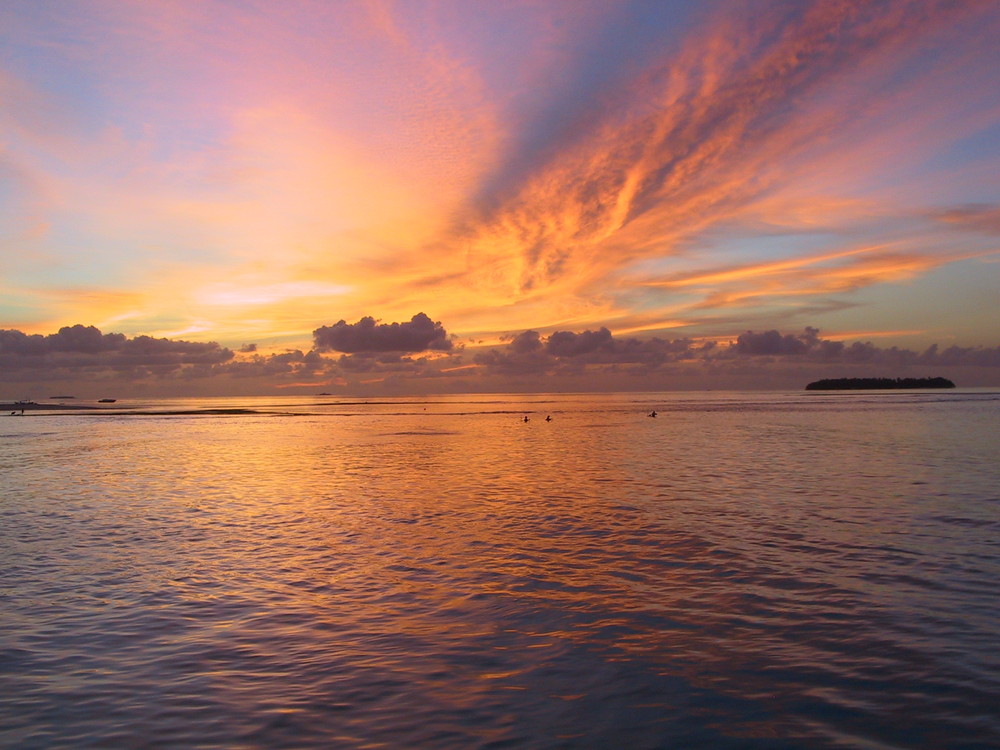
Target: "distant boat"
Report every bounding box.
[318,392,332,396]
[50,395,76,399]
[98,398,117,403]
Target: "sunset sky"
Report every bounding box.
[2,0,999,395]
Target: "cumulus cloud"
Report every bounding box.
[735,328,814,355]
[546,328,614,357]
[216,342,451,384]
[313,313,452,353]
[920,344,1000,367]
[474,324,1000,380]
[0,325,233,378]
[508,330,543,354]
[474,331,551,376]
[2,321,998,392]
[476,327,700,376]
[215,349,314,379]
[730,327,1000,368]
[0,319,458,387]
[1,325,124,355]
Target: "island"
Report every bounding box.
[805,377,955,390]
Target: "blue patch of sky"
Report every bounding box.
[4,3,232,167]
[841,31,1000,203]
[854,109,1000,205]
[1,12,108,135]
[0,294,41,324]
[438,0,701,104]
[14,239,131,289]
[913,122,1000,205]
[622,230,843,281]
[704,230,845,261]
[456,1,703,210]
[12,215,219,291]
[0,167,20,214]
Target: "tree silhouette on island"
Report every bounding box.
[805,377,956,390]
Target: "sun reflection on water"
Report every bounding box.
[2,393,998,748]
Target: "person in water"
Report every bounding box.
[523,415,530,422]
[649,410,657,417]
[545,415,552,422]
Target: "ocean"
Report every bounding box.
[1,390,998,749]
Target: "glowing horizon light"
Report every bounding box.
[196,281,353,308]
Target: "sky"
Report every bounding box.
[2,0,999,396]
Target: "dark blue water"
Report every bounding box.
[2,391,998,748]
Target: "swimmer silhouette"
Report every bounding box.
[648,410,657,417]
[545,415,552,422]
[523,415,530,422]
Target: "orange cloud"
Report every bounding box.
[640,246,887,289]
[375,0,999,341]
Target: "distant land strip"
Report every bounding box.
[805,377,956,390]
[1,403,274,415]
[2,402,100,411]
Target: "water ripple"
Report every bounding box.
[2,393,999,748]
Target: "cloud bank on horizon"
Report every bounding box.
[1,0,999,392]
[2,319,999,395]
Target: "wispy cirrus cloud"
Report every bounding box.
[388,0,1000,341]
[634,241,1000,317]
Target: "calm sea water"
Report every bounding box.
[2,391,998,749]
